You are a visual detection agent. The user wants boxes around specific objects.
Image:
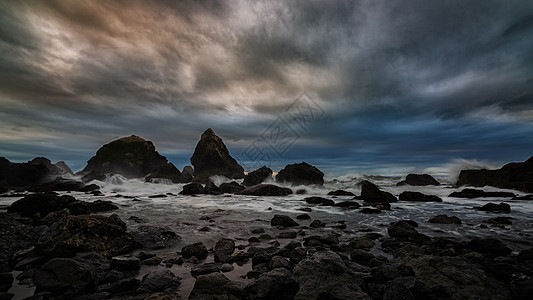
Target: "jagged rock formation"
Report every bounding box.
[190,128,244,181]
[275,162,324,186]
[0,157,72,190]
[243,166,273,187]
[80,135,170,180]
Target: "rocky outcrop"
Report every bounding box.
[130,226,180,249]
[276,162,324,186]
[80,135,168,180]
[449,188,515,198]
[243,166,273,187]
[0,157,72,190]
[189,273,243,300]
[190,128,244,180]
[456,156,533,193]
[397,174,440,186]
[388,220,430,244]
[242,268,299,300]
[145,163,190,183]
[34,258,97,297]
[241,184,292,196]
[399,191,442,202]
[360,180,397,203]
[474,202,511,213]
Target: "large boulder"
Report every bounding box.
[388,220,430,244]
[34,258,97,297]
[130,226,180,249]
[293,251,370,300]
[137,270,181,295]
[399,191,442,202]
[276,162,324,186]
[190,128,244,180]
[456,156,533,193]
[0,157,71,189]
[189,273,244,300]
[181,242,208,260]
[80,135,169,179]
[397,174,440,186]
[145,163,188,183]
[241,184,292,196]
[360,180,397,203]
[0,213,36,273]
[449,188,515,198]
[243,166,273,187]
[242,268,299,300]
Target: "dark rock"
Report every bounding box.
[79,184,100,192]
[466,238,512,257]
[41,214,133,258]
[456,156,533,193]
[296,189,307,194]
[428,215,462,225]
[275,162,324,186]
[485,217,513,225]
[296,214,311,220]
[138,270,181,294]
[130,226,180,249]
[80,135,169,179]
[334,201,361,209]
[388,220,430,244]
[111,256,140,271]
[474,202,511,213]
[310,220,326,228]
[271,215,299,227]
[293,251,369,299]
[181,242,208,260]
[28,178,86,192]
[243,166,273,187]
[512,194,533,200]
[248,237,260,243]
[189,273,243,300]
[399,191,442,202]
[278,231,298,239]
[371,264,415,282]
[303,233,339,246]
[0,157,70,189]
[215,238,235,256]
[179,183,206,195]
[145,163,189,183]
[350,249,375,266]
[304,197,334,206]
[449,188,516,198]
[360,180,397,203]
[190,128,244,180]
[327,190,355,196]
[397,174,440,186]
[96,277,140,295]
[518,248,533,261]
[242,268,299,300]
[142,257,162,266]
[74,252,111,275]
[8,193,73,217]
[0,213,37,272]
[191,262,220,277]
[219,181,245,194]
[241,184,292,196]
[137,252,156,261]
[360,208,381,214]
[67,199,118,215]
[204,181,221,195]
[34,258,96,297]
[0,292,13,300]
[0,273,13,292]
[349,237,375,251]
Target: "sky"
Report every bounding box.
[1,0,533,178]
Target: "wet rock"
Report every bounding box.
[334,201,361,209]
[248,237,260,243]
[79,135,169,179]
[310,220,326,228]
[466,238,512,257]
[278,231,298,239]
[28,178,86,193]
[189,273,243,300]
[360,208,381,214]
[350,249,375,266]
[0,157,70,190]
[181,165,194,182]
[190,128,244,180]
[214,238,235,263]
[241,184,292,196]
[296,189,307,194]
[8,193,75,218]
[474,202,511,213]
[138,270,181,295]
[179,183,206,195]
[0,273,13,292]
[485,216,513,225]
[0,292,14,300]
[271,215,299,227]
[219,181,245,194]
[360,180,397,203]
[34,258,96,297]
[243,166,273,187]
[67,199,118,215]
[191,262,220,277]
[349,237,375,251]
[428,215,462,225]
[304,197,334,206]
[204,181,221,195]
[181,242,208,260]
[74,252,111,276]
[327,190,355,196]
[456,156,533,193]
[242,268,299,300]
[111,256,140,271]
[388,220,430,244]
[303,233,339,247]
[145,162,189,183]
[293,251,370,300]
[399,191,442,202]
[397,174,440,186]
[269,256,290,270]
[276,162,324,186]
[296,213,311,220]
[220,263,234,273]
[449,188,515,198]
[0,213,37,272]
[141,257,162,266]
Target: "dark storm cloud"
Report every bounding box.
[1,0,533,174]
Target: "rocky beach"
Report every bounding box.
[1,129,532,300]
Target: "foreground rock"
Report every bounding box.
[276,162,324,186]
[145,163,191,183]
[243,166,273,187]
[293,251,370,299]
[130,226,180,249]
[360,180,397,203]
[137,270,181,295]
[181,242,208,260]
[397,174,440,186]
[271,215,299,227]
[0,213,36,273]
[449,188,515,198]
[243,268,299,300]
[457,156,533,193]
[189,273,243,300]
[474,202,511,213]
[399,191,442,202]
[190,128,244,181]
[8,193,117,217]
[0,157,73,190]
[80,135,169,180]
[34,258,96,297]
[388,220,430,244]
[241,184,292,196]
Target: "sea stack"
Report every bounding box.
[276,162,324,186]
[80,135,170,180]
[190,128,244,181]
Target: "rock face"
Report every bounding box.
[399,191,442,202]
[34,258,96,297]
[456,156,533,193]
[190,128,244,180]
[80,135,168,179]
[360,180,397,203]
[241,184,292,196]
[145,163,190,183]
[243,166,273,187]
[397,174,440,186]
[276,162,324,186]
[0,157,71,189]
